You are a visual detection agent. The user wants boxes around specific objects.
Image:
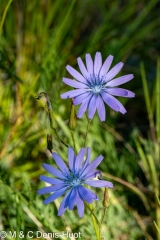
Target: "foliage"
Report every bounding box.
[0,0,159,239]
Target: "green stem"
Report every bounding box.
[48,108,68,148]
[101,207,107,224]
[84,119,91,147]
[70,130,76,153]
[36,92,68,148]
[99,207,107,239]
[91,213,100,240]
[53,127,68,148]
[85,203,100,240]
[0,0,13,34]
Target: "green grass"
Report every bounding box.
[0,0,160,239]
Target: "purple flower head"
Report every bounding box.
[61,52,135,121]
[37,147,113,218]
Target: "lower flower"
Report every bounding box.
[37,147,113,218]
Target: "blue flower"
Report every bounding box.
[61,52,135,121]
[37,147,113,218]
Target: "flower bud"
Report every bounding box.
[103,187,110,208]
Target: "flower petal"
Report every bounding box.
[94,52,102,76]
[104,62,124,82]
[43,186,68,204]
[38,184,67,195]
[99,55,113,78]
[81,155,104,178]
[88,95,97,119]
[62,78,87,88]
[61,89,86,99]
[83,170,102,180]
[68,188,77,210]
[40,176,64,185]
[101,92,126,114]
[82,147,91,170]
[111,96,127,114]
[96,95,106,121]
[86,54,93,75]
[106,88,135,97]
[106,74,134,87]
[77,95,91,118]
[78,185,99,203]
[68,147,75,171]
[77,57,90,78]
[75,148,86,172]
[52,152,70,175]
[66,65,87,83]
[75,189,84,218]
[42,163,67,180]
[73,92,91,106]
[85,180,114,188]
[58,190,72,216]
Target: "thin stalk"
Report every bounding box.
[85,203,100,240]
[36,92,68,148]
[101,207,107,224]
[70,130,76,153]
[155,195,160,240]
[141,63,156,141]
[0,0,13,34]
[154,221,160,235]
[99,207,107,239]
[69,100,76,152]
[91,212,100,240]
[84,119,91,147]
[156,205,160,240]
[47,108,68,148]
[53,127,68,148]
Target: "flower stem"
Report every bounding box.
[70,129,76,153]
[53,127,68,148]
[84,119,91,147]
[69,100,77,153]
[85,203,100,240]
[47,105,68,148]
[36,92,68,148]
[101,207,107,224]
[99,207,107,239]
[91,213,100,240]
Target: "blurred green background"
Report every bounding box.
[0,0,160,239]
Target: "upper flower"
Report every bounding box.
[37,147,113,218]
[61,52,135,121]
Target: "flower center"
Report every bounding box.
[87,74,105,94]
[70,178,81,187]
[92,85,102,93]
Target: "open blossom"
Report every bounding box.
[61,52,135,121]
[37,147,113,218]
